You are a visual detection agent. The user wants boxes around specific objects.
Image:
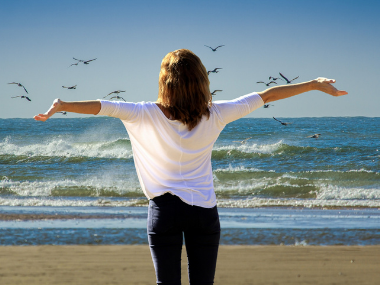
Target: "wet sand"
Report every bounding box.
[0,245,379,284]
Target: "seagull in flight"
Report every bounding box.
[204,45,225,52]
[273,117,292,125]
[8,82,28,93]
[110,96,126,101]
[62,85,77,89]
[57,111,67,115]
[279,72,299,84]
[233,137,252,144]
[211,90,223,96]
[12,95,31,101]
[269,76,283,81]
[263,104,274,108]
[104,90,126,98]
[71,57,97,65]
[207,68,222,75]
[308,133,321,139]
[257,81,277,86]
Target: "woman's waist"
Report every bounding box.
[149,188,217,208]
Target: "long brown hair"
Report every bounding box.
[157,49,212,131]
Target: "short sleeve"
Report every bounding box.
[212,92,264,124]
[96,100,141,122]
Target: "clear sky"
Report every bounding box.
[1,0,379,118]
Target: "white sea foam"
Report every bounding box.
[213,173,315,193]
[0,197,146,207]
[294,239,309,246]
[304,169,379,174]
[1,195,380,208]
[213,164,266,173]
[217,197,380,208]
[0,175,140,197]
[214,178,271,193]
[316,184,380,200]
[214,140,283,154]
[0,137,133,159]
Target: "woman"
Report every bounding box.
[34,49,347,284]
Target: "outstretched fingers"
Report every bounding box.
[325,84,348,97]
[316,78,348,97]
[335,90,348,96]
[33,114,50,122]
[33,98,62,121]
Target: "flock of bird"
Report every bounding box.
[7,57,128,106]
[254,66,322,138]
[103,90,127,101]
[257,73,299,87]
[8,47,320,139]
[8,82,31,101]
[205,45,225,98]
[204,45,322,141]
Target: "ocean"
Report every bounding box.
[1,116,379,246]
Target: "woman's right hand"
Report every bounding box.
[34,98,62,121]
[313,78,348,97]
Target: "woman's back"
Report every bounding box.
[97,92,264,207]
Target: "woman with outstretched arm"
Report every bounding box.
[34,49,347,285]
[34,78,346,122]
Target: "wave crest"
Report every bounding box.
[0,137,132,160]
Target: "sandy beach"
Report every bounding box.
[0,245,379,285]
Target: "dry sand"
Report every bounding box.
[0,245,379,284]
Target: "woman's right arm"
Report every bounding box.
[257,78,347,103]
[34,99,101,121]
[213,77,347,125]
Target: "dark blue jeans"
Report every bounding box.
[148,193,221,285]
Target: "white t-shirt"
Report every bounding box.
[97,92,264,208]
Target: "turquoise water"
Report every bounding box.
[0,117,379,245]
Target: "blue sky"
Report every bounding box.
[1,0,379,118]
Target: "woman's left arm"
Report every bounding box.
[257,78,347,103]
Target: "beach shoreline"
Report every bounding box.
[0,245,379,285]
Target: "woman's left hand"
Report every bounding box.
[34,98,62,121]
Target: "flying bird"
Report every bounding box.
[233,137,252,145]
[257,81,277,86]
[279,72,299,84]
[207,68,222,75]
[211,90,223,95]
[57,111,67,115]
[308,133,322,139]
[269,76,282,81]
[273,117,292,125]
[263,104,274,108]
[8,82,28,93]
[104,90,126,98]
[12,95,31,101]
[71,57,97,65]
[62,85,77,89]
[204,45,225,51]
[110,96,126,101]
